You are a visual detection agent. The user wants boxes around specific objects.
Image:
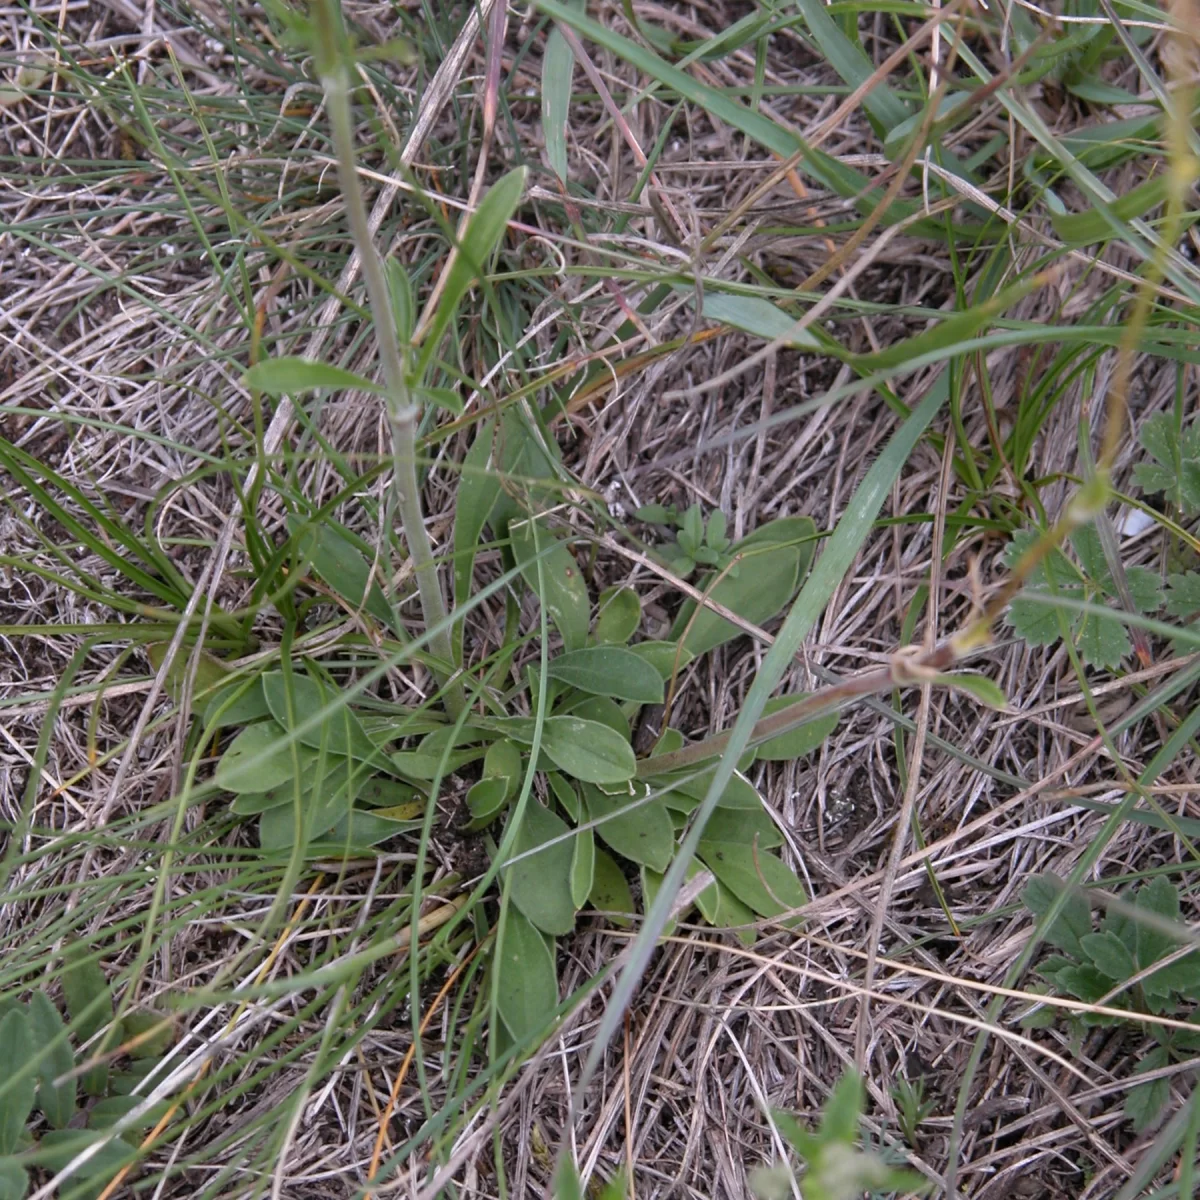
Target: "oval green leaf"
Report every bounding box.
[0,1009,36,1154]
[570,828,595,909]
[583,783,674,872]
[244,356,386,397]
[754,694,839,761]
[0,1159,27,1200]
[588,848,635,927]
[214,721,302,794]
[495,907,558,1044]
[669,516,816,657]
[28,991,74,1130]
[595,586,641,645]
[504,801,577,935]
[547,646,664,704]
[698,842,806,922]
[509,518,590,653]
[541,716,636,784]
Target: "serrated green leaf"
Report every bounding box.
[681,504,703,548]
[1079,931,1135,983]
[1136,876,1181,983]
[1125,566,1164,612]
[1054,963,1111,1003]
[570,828,595,909]
[28,991,74,1129]
[583,783,674,871]
[290,516,395,629]
[1023,873,1092,958]
[244,356,385,397]
[1077,611,1130,667]
[588,848,634,926]
[541,716,636,784]
[755,694,838,760]
[670,517,815,656]
[509,517,590,652]
[1166,572,1200,618]
[0,1158,26,1200]
[697,842,806,921]
[595,586,641,645]
[496,907,558,1044]
[214,721,302,794]
[542,23,574,181]
[0,1010,35,1154]
[416,167,527,378]
[504,801,577,935]
[547,646,664,703]
[1149,951,1200,995]
[1126,1045,1171,1131]
[821,1069,865,1143]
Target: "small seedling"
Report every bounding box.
[749,1070,928,1200]
[634,501,735,580]
[1021,872,1200,1130]
[891,1073,935,1147]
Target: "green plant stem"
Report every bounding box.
[316,25,464,718]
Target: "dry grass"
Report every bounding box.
[3,0,1199,1196]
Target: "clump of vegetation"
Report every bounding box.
[1022,873,1200,1130]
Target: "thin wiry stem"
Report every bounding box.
[314,10,465,718]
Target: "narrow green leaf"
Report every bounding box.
[696,291,822,350]
[570,828,595,909]
[697,842,806,921]
[454,417,501,664]
[595,586,641,645]
[496,907,558,1044]
[588,848,635,926]
[416,166,527,377]
[794,0,909,131]
[754,694,838,760]
[244,356,386,397]
[932,672,1008,710]
[548,771,582,821]
[62,943,112,1098]
[583,783,674,871]
[385,256,414,343]
[510,518,591,652]
[0,1009,35,1154]
[213,721,303,794]
[291,517,395,629]
[547,646,664,703]
[1052,174,1168,246]
[669,516,816,656]
[28,991,74,1129]
[542,23,575,180]
[541,716,636,784]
